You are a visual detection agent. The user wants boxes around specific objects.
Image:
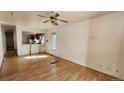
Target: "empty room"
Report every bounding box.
[0,11,124,81]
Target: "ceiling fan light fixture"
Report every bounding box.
[54,13,60,17]
[37,11,68,26]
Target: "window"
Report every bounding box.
[41,35,45,45]
[52,33,56,50]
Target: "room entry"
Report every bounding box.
[5,31,14,50]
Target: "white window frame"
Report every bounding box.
[52,33,56,51]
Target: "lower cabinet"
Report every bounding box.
[21,44,45,55]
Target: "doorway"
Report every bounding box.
[5,31,14,50]
[1,24,17,55]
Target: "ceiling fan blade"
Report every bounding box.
[59,19,68,23]
[43,20,50,23]
[37,14,49,18]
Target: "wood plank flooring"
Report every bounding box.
[0,50,119,81]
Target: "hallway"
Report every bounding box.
[0,50,119,81]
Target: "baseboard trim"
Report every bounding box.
[46,52,122,80]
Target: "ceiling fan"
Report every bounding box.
[37,11,68,26]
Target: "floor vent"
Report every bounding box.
[50,60,59,64]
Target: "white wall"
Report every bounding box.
[87,12,124,79]
[16,26,45,56]
[13,30,17,49]
[1,26,6,54]
[46,12,124,80]
[0,24,4,68]
[46,20,90,66]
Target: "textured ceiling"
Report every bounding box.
[0,11,112,30]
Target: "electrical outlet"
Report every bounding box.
[116,70,118,72]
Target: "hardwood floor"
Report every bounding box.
[0,50,119,81]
